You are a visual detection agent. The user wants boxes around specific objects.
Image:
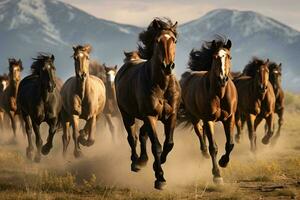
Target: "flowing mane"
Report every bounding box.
[138,17,178,60]
[188,36,229,71]
[31,53,53,75]
[8,58,23,72]
[243,57,266,77]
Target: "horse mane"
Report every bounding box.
[8,58,23,72]
[243,57,266,77]
[188,35,229,71]
[30,53,53,75]
[138,17,178,60]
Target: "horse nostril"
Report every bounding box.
[170,63,175,69]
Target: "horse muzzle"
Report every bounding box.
[259,84,267,94]
[162,61,175,74]
[218,75,229,87]
[77,72,87,81]
[48,82,56,93]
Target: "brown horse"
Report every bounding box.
[0,59,24,141]
[180,37,237,184]
[234,58,275,152]
[0,74,9,131]
[60,45,106,158]
[267,62,284,145]
[115,18,180,189]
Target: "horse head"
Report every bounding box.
[104,64,117,85]
[8,58,23,83]
[255,59,270,96]
[38,54,56,93]
[269,62,282,92]
[72,44,92,81]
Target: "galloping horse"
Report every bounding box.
[115,18,180,189]
[60,45,106,158]
[180,37,237,184]
[0,59,23,141]
[234,58,275,152]
[266,62,284,145]
[0,74,9,131]
[17,54,62,162]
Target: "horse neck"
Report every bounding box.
[105,82,116,100]
[76,75,89,99]
[8,77,19,99]
[147,54,169,90]
[208,70,225,99]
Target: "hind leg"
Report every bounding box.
[32,121,43,163]
[137,123,148,167]
[23,115,34,160]
[272,109,283,145]
[120,110,139,172]
[219,116,235,168]
[235,112,242,143]
[193,121,209,158]
[42,118,58,155]
[62,121,70,157]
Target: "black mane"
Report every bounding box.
[31,53,53,75]
[188,35,230,71]
[138,17,178,60]
[243,57,266,77]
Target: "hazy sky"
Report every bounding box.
[61,0,300,31]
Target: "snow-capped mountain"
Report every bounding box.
[0,1,299,91]
[177,9,300,91]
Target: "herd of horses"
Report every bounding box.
[0,18,284,190]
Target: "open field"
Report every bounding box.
[0,94,299,199]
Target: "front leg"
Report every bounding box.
[32,121,43,162]
[9,111,17,142]
[262,113,274,145]
[247,114,257,152]
[137,123,149,167]
[193,120,209,158]
[71,114,82,158]
[161,113,176,164]
[272,108,284,145]
[42,118,58,155]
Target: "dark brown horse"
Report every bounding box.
[60,45,106,158]
[267,62,284,145]
[17,54,62,162]
[115,18,180,189]
[180,37,237,184]
[0,59,23,141]
[234,58,275,152]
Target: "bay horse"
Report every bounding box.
[234,58,275,152]
[115,18,180,189]
[0,58,23,141]
[180,37,237,184]
[17,54,62,162]
[60,45,106,158]
[267,62,284,145]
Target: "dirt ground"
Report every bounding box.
[0,107,299,200]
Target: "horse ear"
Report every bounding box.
[51,55,55,61]
[211,40,216,49]
[152,19,161,30]
[114,65,118,70]
[72,45,77,52]
[172,21,178,29]
[84,44,92,54]
[225,40,232,50]
[265,58,270,65]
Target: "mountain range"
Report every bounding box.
[0,0,299,91]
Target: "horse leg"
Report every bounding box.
[41,118,57,155]
[9,111,17,142]
[262,113,274,145]
[247,114,257,152]
[137,123,148,167]
[86,116,96,146]
[272,109,283,146]
[62,121,70,158]
[71,115,82,158]
[105,114,116,142]
[193,121,209,158]
[23,115,34,160]
[161,113,176,164]
[0,111,4,133]
[219,116,235,168]
[235,112,242,143]
[18,115,26,137]
[144,116,165,190]
[203,121,223,184]
[32,121,43,163]
[120,110,139,172]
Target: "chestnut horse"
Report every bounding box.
[0,59,23,141]
[17,54,62,162]
[234,58,275,152]
[60,45,106,158]
[180,37,237,184]
[115,18,180,189]
[267,62,284,145]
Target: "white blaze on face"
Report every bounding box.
[107,70,116,82]
[79,52,84,58]
[1,81,7,90]
[218,49,227,76]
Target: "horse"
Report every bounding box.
[115,18,180,189]
[0,74,9,131]
[266,62,284,145]
[60,45,106,158]
[0,58,24,141]
[17,54,62,162]
[234,58,275,152]
[180,37,237,184]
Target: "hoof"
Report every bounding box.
[218,155,229,168]
[78,135,87,146]
[154,180,166,190]
[202,150,210,159]
[34,155,41,163]
[41,144,52,155]
[26,148,34,160]
[262,136,271,145]
[74,150,83,158]
[213,176,224,185]
[131,162,141,172]
[86,139,95,147]
[136,155,148,168]
[235,135,240,143]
